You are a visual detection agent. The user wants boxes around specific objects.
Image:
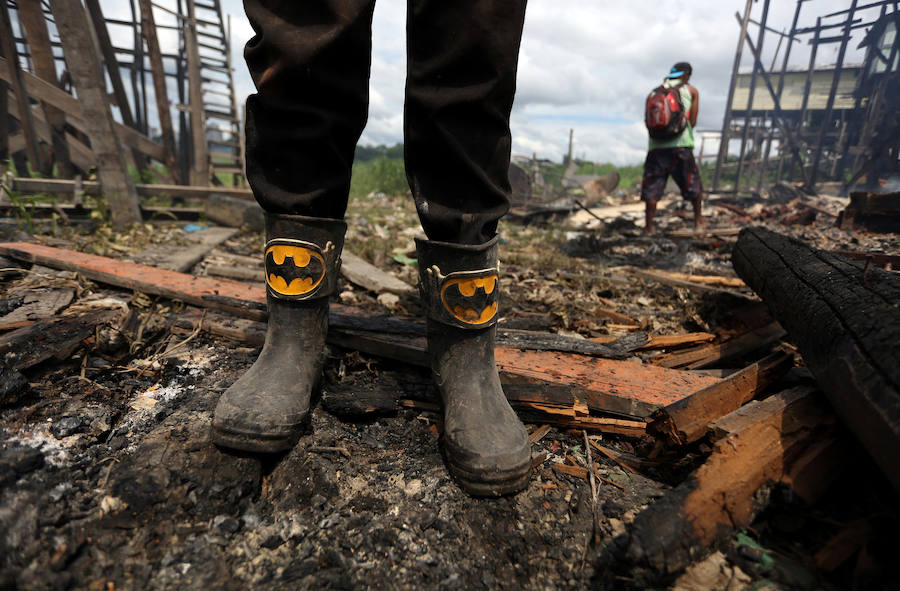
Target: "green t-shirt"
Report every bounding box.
[648,79,695,151]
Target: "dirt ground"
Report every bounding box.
[1,190,899,590]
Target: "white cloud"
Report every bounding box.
[164,1,879,165]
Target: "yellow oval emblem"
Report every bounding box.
[440,274,499,325]
[265,243,326,296]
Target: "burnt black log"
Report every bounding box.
[732,227,900,493]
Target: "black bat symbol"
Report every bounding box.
[441,275,499,325]
[265,244,325,296]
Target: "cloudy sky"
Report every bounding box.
[97,1,875,166]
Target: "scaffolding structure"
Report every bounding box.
[713,0,900,196]
[0,0,243,190]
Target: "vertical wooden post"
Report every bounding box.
[138,0,180,184]
[807,0,857,191]
[791,18,821,183]
[83,0,147,174]
[0,77,8,174]
[712,0,754,192]
[175,0,191,184]
[0,1,44,175]
[49,0,142,229]
[16,1,75,178]
[82,0,136,130]
[734,0,771,196]
[185,0,209,185]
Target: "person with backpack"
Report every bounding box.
[641,61,703,234]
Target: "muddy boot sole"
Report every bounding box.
[444,448,532,497]
[210,422,302,454]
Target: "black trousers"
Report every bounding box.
[243,0,527,245]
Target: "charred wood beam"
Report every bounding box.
[732,227,900,494]
[623,386,843,581]
[648,350,793,445]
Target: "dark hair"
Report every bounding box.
[671,61,692,76]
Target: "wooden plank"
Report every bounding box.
[626,387,843,577]
[138,0,179,184]
[733,226,900,494]
[839,191,900,233]
[664,227,744,239]
[0,57,167,162]
[0,242,722,420]
[0,2,44,172]
[495,348,717,417]
[46,0,142,230]
[174,305,696,419]
[649,321,786,369]
[833,250,900,269]
[202,193,262,230]
[0,75,7,171]
[8,177,253,201]
[16,0,74,177]
[0,307,120,371]
[130,226,239,272]
[6,96,95,172]
[0,287,75,330]
[0,241,266,319]
[341,252,415,295]
[629,267,755,299]
[174,309,658,430]
[204,264,261,282]
[0,202,202,222]
[647,350,794,445]
[641,270,746,289]
[636,332,716,350]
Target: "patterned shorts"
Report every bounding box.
[640,147,703,204]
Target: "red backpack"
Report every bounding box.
[644,82,686,140]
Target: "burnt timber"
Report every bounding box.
[732,226,900,494]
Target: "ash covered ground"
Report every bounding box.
[2,190,898,590]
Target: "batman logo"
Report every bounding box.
[265,240,326,297]
[440,273,499,325]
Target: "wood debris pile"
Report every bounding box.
[0,186,898,589]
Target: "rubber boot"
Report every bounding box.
[211,214,346,453]
[416,236,531,496]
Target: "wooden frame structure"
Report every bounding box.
[0,0,244,226]
[712,0,900,196]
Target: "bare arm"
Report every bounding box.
[688,85,699,127]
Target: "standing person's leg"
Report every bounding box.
[212,0,376,452]
[406,0,531,495]
[671,148,704,229]
[640,148,671,235]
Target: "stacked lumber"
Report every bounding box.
[0,241,721,433]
